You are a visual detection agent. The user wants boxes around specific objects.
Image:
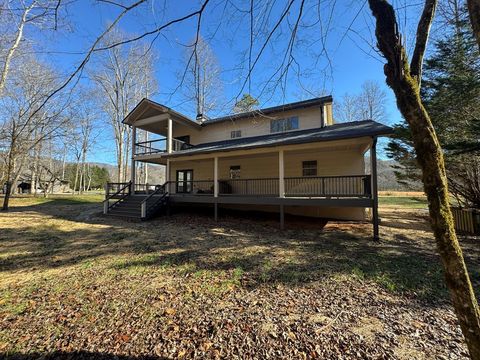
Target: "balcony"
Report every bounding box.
[134,138,192,156]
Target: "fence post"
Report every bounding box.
[103,200,109,214]
[141,201,146,219]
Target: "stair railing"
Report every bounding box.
[140,182,170,219]
[103,181,132,214]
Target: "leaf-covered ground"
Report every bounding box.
[0,196,478,359]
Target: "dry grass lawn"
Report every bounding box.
[0,195,478,359]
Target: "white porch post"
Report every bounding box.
[371,138,379,241]
[279,150,285,230]
[279,150,285,198]
[167,118,173,153]
[214,156,219,221]
[131,125,137,191]
[214,157,218,197]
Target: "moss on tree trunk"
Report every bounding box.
[368,1,480,358]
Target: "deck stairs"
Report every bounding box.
[103,182,169,220]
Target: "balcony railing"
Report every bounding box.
[135,138,193,155]
[135,138,166,155]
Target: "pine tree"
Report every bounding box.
[386,6,480,205]
[233,94,259,113]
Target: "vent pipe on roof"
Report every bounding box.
[196,113,209,124]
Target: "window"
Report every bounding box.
[270,116,299,133]
[302,161,317,177]
[231,130,242,138]
[230,165,241,179]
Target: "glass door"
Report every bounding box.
[176,170,193,193]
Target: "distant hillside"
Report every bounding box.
[91,162,165,184]
[366,158,421,191]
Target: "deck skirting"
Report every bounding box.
[168,194,373,208]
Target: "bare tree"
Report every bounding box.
[335,81,387,122]
[63,89,98,194]
[91,32,157,183]
[0,54,68,209]
[367,0,480,357]
[0,0,68,95]
[334,93,361,122]
[180,35,223,117]
[358,80,387,121]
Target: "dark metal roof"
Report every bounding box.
[164,120,393,158]
[204,96,333,125]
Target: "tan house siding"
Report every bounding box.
[284,149,364,177]
[169,159,214,182]
[172,106,327,145]
[168,148,365,181]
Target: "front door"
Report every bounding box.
[176,170,193,193]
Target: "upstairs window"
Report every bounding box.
[302,161,317,177]
[231,130,242,139]
[270,116,299,133]
[230,165,241,179]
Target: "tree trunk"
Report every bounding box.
[467,0,480,51]
[368,1,480,358]
[117,140,123,183]
[2,146,15,211]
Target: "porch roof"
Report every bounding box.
[163,120,393,158]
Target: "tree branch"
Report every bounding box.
[410,0,437,85]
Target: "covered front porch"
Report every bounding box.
[123,137,380,236]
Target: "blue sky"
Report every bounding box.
[29,0,419,164]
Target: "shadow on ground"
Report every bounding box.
[2,198,478,302]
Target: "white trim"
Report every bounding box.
[167,118,173,153]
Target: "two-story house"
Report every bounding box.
[103,96,392,239]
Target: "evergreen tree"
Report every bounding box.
[233,94,259,113]
[386,6,480,206]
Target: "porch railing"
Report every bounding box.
[134,183,164,194]
[166,180,214,195]
[165,175,371,198]
[134,138,193,155]
[106,182,132,198]
[103,181,132,214]
[285,175,371,197]
[218,178,279,196]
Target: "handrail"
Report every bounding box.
[135,138,193,155]
[136,138,166,146]
[103,181,131,214]
[141,182,170,218]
